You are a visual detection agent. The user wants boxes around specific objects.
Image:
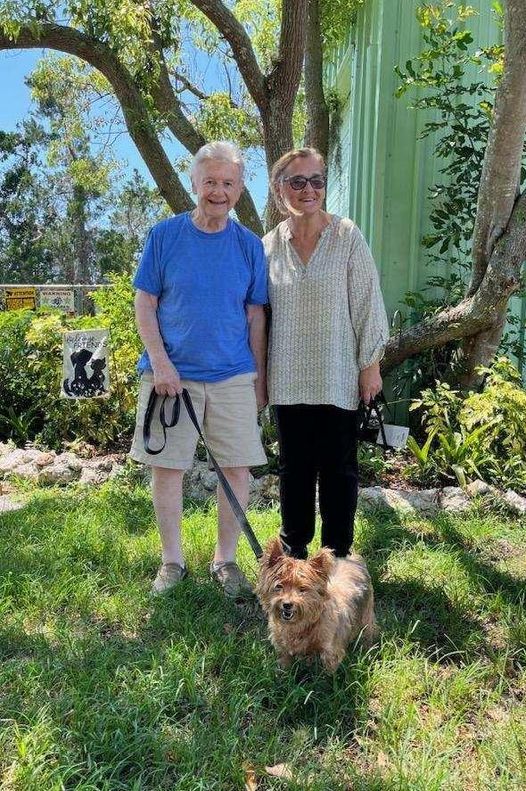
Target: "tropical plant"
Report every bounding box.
[407,357,526,492]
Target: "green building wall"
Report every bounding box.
[325,0,524,388]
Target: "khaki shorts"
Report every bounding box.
[129,372,267,469]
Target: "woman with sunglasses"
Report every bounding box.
[263,147,389,560]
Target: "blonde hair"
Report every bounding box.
[270,147,326,214]
[191,141,245,181]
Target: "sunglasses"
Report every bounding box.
[282,174,326,190]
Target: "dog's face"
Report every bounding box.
[257,539,334,626]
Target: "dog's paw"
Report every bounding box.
[320,650,344,673]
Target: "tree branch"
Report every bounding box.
[468,0,526,295]
[383,189,526,373]
[188,0,267,110]
[146,20,263,234]
[173,70,209,101]
[0,22,194,214]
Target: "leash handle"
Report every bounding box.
[142,387,263,559]
[142,388,180,455]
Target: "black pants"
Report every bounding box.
[274,404,359,559]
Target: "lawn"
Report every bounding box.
[0,482,525,790]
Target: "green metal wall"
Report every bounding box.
[325,1,524,379]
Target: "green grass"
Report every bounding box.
[0,483,525,790]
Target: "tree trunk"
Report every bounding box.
[69,184,91,283]
[468,0,526,297]
[304,0,329,162]
[458,311,507,389]
[382,189,526,373]
[457,0,526,383]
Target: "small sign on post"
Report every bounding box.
[5,286,36,311]
[62,329,110,399]
[40,287,75,314]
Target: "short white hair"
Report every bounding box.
[190,141,245,181]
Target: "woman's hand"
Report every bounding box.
[359,362,382,404]
[255,376,268,411]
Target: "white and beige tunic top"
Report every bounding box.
[263,215,389,411]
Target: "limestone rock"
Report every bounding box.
[503,489,526,515]
[359,486,439,514]
[0,448,46,473]
[0,494,25,513]
[438,486,471,512]
[465,479,496,498]
[38,464,79,485]
[250,474,279,505]
[0,441,15,458]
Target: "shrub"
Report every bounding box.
[407,358,526,492]
[0,274,141,450]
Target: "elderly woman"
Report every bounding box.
[130,141,268,596]
[263,147,389,560]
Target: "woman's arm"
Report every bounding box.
[135,289,182,396]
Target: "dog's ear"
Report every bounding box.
[261,537,284,569]
[309,547,334,581]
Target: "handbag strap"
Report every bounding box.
[362,393,390,450]
[143,387,263,559]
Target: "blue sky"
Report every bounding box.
[0,48,267,213]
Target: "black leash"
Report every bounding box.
[143,387,263,559]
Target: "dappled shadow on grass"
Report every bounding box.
[0,569,374,789]
[358,505,525,662]
[2,488,525,788]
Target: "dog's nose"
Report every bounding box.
[282,602,293,611]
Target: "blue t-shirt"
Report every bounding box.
[133,212,268,382]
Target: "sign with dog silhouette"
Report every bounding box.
[62,329,110,399]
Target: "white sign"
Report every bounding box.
[377,424,410,449]
[62,329,110,399]
[40,288,75,313]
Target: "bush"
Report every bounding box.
[0,274,141,450]
[407,357,526,492]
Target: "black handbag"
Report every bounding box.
[357,392,391,450]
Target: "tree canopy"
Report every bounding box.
[0,0,525,382]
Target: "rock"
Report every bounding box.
[200,467,218,491]
[250,474,279,504]
[38,461,81,485]
[465,479,496,498]
[358,486,386,508]
[0,448,44,472]
[0,494,25,513]
[10,462,40,481]
[34,451,56,468]
[438,486,471,512]
[79,467,110,485]
[85,457,114,472]
[503,489,526,515]
[359,486,439,514]
[53,452,83,472]
[0,441,15,458]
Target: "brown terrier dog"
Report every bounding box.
[256,538,377,672]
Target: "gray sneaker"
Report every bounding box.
[210,561,253,599]
[152,562,188,594]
